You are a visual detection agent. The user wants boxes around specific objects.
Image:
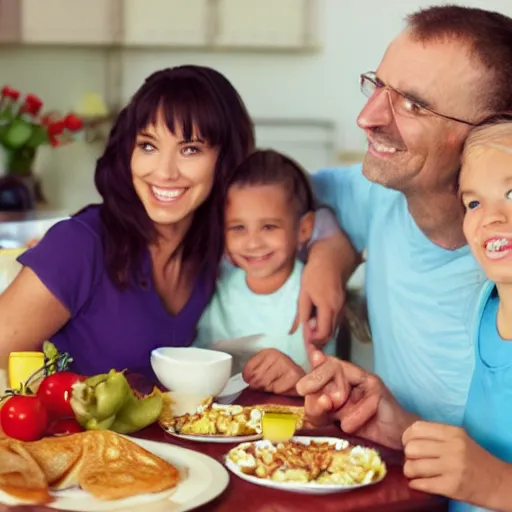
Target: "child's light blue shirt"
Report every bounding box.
[194,260,336,370]
[451,282,512,512]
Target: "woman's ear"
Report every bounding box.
[298,211,315,248]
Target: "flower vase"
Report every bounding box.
[0,147,36,212]
[9,146,36,177]
[0,145,11,178]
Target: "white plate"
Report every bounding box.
[0,436,229,511]
[162,427,262,444]
[225,436,387,495]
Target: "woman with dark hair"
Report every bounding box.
[0,65,255,381]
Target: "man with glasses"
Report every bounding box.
[299,4,512,443]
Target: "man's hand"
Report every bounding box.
[291,237,348,347]
[242,349,305,395]
[403,421,512,510]
[296,348,417,450]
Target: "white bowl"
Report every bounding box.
[151,347,232,396]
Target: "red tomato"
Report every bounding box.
[46,418,83,437]
[0,395,49,441]
[36,372,81,419]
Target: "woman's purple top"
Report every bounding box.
[17,205,214,382]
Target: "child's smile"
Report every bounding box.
[242,252,275,265]
[483,237,512,261]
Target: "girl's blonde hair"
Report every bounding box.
[462,113,512,164]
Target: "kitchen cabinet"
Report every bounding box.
[214,0,316,49]
[0,0,21,43]
[3,0,319,51]
[123,0,211,47]
[21,0,121,44]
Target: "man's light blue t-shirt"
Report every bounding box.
[451,282,512,512]
[194,260,336,370]
[312,165,485,424]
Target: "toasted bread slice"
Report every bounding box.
[0,438,52,504]
[0,431,180,504]
[77,431,180,500]
[24,434,84,490]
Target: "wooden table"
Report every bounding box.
[0,390,447,512]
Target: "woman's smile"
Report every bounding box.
[150,185,188,204]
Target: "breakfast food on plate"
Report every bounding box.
[227,438,387,485]
[0,430,180,504]
[159,395,304,437]
[166,400,261,436]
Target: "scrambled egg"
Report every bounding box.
[165,398,263,436]
[228,439,387,485]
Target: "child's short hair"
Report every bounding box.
[227,149,315,217]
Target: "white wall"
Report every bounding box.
[120,0,512,150]
[0,0,511,211]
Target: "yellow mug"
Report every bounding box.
[8,351,45,390]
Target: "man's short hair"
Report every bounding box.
[407,5,512,113]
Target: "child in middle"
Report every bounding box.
[194,149,337,395]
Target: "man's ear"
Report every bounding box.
[298,211,315,248]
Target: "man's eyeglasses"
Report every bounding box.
[360,72,475,126]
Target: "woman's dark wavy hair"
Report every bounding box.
[94,65,255,288]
